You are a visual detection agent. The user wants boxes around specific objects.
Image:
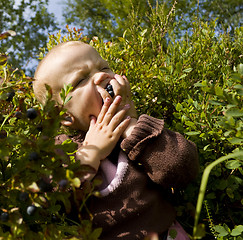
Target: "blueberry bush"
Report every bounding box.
[1,5,242,240]
[0,31,101,239]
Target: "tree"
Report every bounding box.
[63,0,163,39]
[63,0,242,39]
[0,0,57,75]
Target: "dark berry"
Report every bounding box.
[0,115,4,124]
[133,91,139,96]
[105,84,114,98]
[29,223,42,232]
[26,108,37,119]
[1,224,10,232]
[6,91,15,101]
[108,90,114,98]
[59,179,68,189]
[26,205,37,216]
[36,124,43,132]
[51,214,61,223]
[19,192,29,202]
[106,84,113,91]
[14,111,22,119]
[0,130,7,139]
[28,152,39,161]
[37,178,53,192]
[0,212,9,222]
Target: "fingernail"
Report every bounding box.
[115,95,122,101]
[105,97,111,102]
[126,116,131,120]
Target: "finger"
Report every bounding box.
[109,78,121,96]
[113,116,131,136]
[102,95,122,124]
[97,85,112,103]
[109,103,130,128]
[89,115,96,126]
[114,74,126,86]
[96,97,112,123]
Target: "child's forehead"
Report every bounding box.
[51,42,104,63]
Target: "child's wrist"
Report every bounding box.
[76,147,101,171]
[122,117,137,139]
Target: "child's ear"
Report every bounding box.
[61,113,75,127]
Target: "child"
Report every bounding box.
[33,41,199,240]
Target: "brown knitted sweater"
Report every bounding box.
[56,114,199,239]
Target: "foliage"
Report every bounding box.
[88,13,242,239]
[63,0,242,40]
[1,1,243,239]
[0,33,101,239]
[0,0,57,75]
[36,16,242,239]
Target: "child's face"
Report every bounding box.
[41,43,115,131]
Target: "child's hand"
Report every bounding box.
[111,74,137,138]
[76,95,131,174]
[111,74,137,119]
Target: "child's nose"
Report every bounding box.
[93,72,111,86]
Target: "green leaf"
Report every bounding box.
[237,63,243,76]
[183,68,193,73]
[215,86,224,96]
[64,96,72,105]
[226,187,234,198]
[168,229,178,239]
[185,121,195,127]
[225,108,243,117]
[231,225,243,236]
[185,131,201,135]
[208,100,223,105]
[214,225,229,237]
[179,73,187,79]
[225,160,242,169]
[176,103,182,111]
[228,137,243,144]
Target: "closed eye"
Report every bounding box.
[101,67,110,71]
[74,78,85,88]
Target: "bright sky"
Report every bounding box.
[48,0,65,27]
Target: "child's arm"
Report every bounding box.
[121,115,199,189]
[76,95,131,177]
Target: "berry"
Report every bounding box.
[106,84,113,91]
[133,91,139,96]
[105,84,114,98]
[37,178,53,192]
[0,212,9,222]
[26,205,37,216]
[0,130,7,139]
[29,223,42,232]
[19,192,29,202]
[0,115,4,124]
[14,111,22,119]
[28,152,39,161]
[59,179,68,189]
[108,90,114,98]
[26,108,37,119]
[6,91,15,101]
